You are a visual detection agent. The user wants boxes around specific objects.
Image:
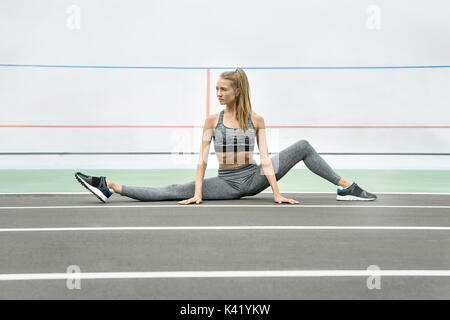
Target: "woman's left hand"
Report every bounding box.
[274,194,299,204]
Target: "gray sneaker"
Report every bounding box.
[336,182,377,201]
[75,172,113,203]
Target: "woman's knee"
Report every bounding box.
[295,139,311,150]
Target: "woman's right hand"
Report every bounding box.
[178,195,203,205]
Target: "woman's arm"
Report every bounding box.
[178,115,215,205]
[255,114,299,204]
[193,117,214,197]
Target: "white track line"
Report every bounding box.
[1,205,449,209]
[1,270,450,281]
[0,192,89,195]
[1,192,450,195]
[277,192,450,195]
[0,226,449,233]
[1,205,450,210]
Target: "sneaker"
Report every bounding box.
[75,172,113,203]
[336,182,377,201]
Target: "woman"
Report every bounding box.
[75,69,377,204]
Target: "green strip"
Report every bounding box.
[1,169,449,193]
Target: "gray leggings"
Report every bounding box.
[121,139,342,201]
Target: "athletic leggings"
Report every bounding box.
[121,139,342,201]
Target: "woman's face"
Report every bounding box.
[216,78,240,106]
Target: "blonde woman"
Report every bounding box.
[76,69,376,204]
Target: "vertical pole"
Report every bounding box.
[206,69,210,118]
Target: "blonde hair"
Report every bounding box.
[219,68,252,133]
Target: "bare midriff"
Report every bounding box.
[216,151,254,169]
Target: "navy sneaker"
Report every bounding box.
[336,182,377,201]
[75,172,113,203]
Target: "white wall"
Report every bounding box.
[1,0,449,169]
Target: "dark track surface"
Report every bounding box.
[0,193,449,299]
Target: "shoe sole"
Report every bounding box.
[75,173,107,203]
[336,195,376,201]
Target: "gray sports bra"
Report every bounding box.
[212,110,256,153]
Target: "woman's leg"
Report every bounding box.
[117,176,242,201]
[245,139,345,196]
